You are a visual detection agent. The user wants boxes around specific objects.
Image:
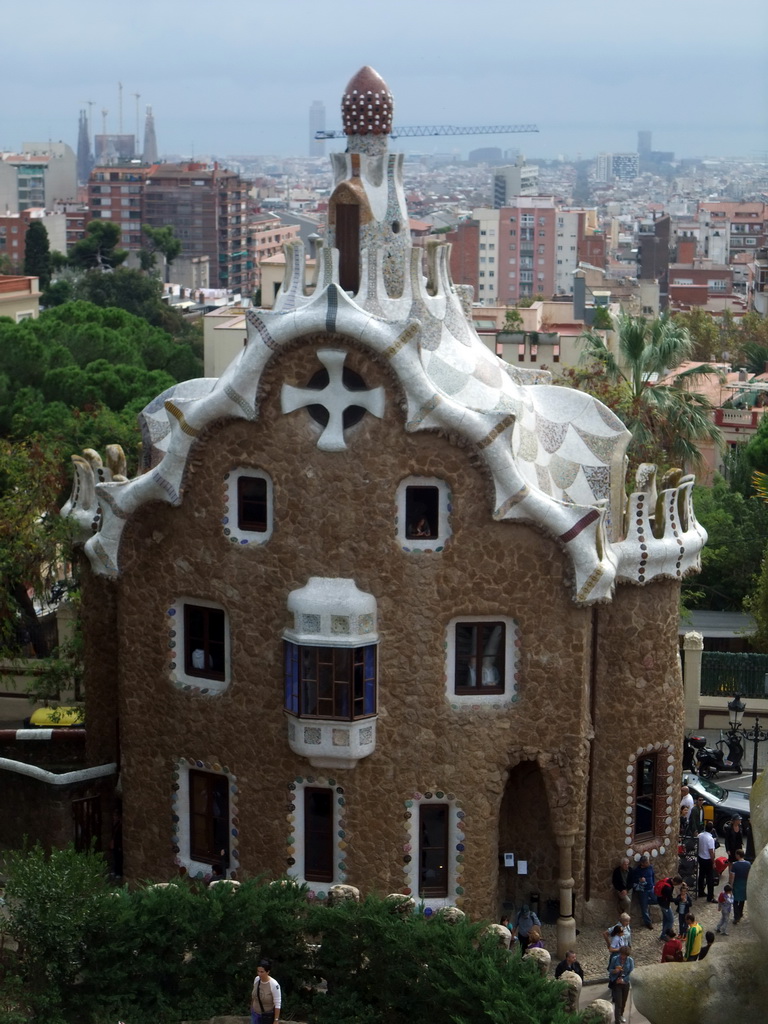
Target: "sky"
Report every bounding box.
[3,0,767,163]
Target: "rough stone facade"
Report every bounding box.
[79,333,682,922]
[66,68,699,936]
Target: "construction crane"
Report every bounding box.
[315,123,538,140]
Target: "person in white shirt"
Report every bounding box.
[697,824,717,902]
[251,959,281,1024]
[680,785,694,829]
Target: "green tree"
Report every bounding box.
[503,308,523,332]
[0,436,70,657]
[682,478,768,610]
[23,220,52,290]
[591,305,612,330]
[140,224,182,282]
[577,313,722,471]
[672,308,720,361]
[0,843,110,1024]
[67,220,128,271]
[75,266,203,349]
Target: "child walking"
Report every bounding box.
[674,881,692,937]
[716,884,734,935]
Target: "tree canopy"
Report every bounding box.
[23,220,52,290]
[67,220,128,271]
[0,300,200,456]
[574,313,722,472]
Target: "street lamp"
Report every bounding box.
[743,714,768,786]
[727,693,746,731]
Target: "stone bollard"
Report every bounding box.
[522,946,550,976]
[557,969,582,1013]
[580,998,613,1023]
[434,906,466,925]
[327,883,361,905]
[482,922,512,949]
[385,893,416,915]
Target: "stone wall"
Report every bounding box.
[85,335,684,923]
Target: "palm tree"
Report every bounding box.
[578,313,723,471]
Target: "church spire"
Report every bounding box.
[143,105,158,165]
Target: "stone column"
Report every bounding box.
[682,631,703,731]
[555,831,577,959]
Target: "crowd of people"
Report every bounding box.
[492,786,754,1024]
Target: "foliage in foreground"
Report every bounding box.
[0,846,581,1024]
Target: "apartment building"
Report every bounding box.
[145,164,251,293]
[251,213,300,288]
[87,162,253,293]
[492,157,539,207]
[668,260,733,308]
[87,165,152,249]
[0,143,77,214]
[449,199,596,304]
[698,202,767,264]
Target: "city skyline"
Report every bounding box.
[2,0,767,163]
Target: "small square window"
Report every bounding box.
[225,468,273,543]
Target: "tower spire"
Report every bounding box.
[143,105,158,165]
[76,108,93,185]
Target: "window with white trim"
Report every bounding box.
[402,791,464,910]
[446,616,518,704]
[397,477,452,551]
[168,598,231,694]
[172,759,238,880]
[287,777,345,890]
[224,468,273,544]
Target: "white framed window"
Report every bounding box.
[286,776,347,892]
[172,758,239,880]
[396,476,452,552]
[167,597,231,695]
[402,791,465,910]
[446,615,519,707]
[224,468,273,544]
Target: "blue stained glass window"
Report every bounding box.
[284,641,377,721]
[285,642,299,714]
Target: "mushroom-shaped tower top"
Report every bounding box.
[341,66,394,136]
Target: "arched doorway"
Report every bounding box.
[497,760,559,922]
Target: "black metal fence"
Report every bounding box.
[701,651,768,699]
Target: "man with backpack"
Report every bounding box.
[654,874,679,941]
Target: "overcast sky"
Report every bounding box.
[3,0,767,162]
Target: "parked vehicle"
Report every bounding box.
[684,734,736,779]
[682,771,751,833]
[716,728,745,774]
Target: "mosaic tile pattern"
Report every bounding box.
[67,71,706,606]
[623,742,677,861]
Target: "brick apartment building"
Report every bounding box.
[448,199,598,303]
[668,260,734,309]
[87,162,254,293]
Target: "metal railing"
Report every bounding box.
[701,651,768,699]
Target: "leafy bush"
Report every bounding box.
[0,851,582,1023]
